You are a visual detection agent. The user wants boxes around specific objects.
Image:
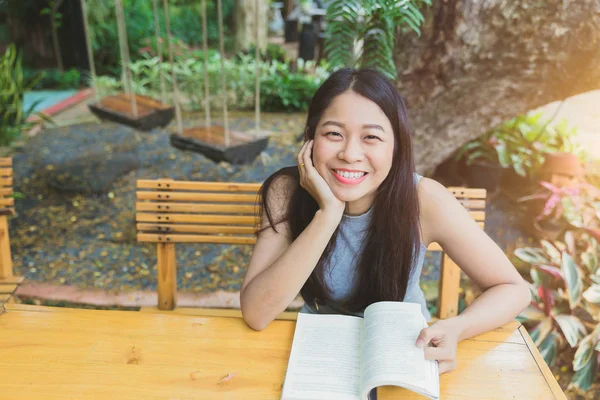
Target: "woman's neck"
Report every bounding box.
[344,194,375,216]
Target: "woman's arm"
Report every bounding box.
[418,177,531,341]
[242,141,346,330]
[240,192,340,330]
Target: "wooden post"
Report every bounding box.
[217,0,230,147]
[437,253,461,319]
[157,243,177,310]
[80,0,98,102]
[0,216,13,281]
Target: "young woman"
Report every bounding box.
[240,68,530,374]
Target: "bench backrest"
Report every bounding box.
[0,157,21,301]
[136,179,486,317]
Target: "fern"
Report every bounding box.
[324,0,360,68]
[325,0,431,79]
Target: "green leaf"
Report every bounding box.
[514,248,550,265]
[539,332,560,367]
[554,314,586,347]
[540,240,561,265]
[582,284,600,304]
[573,333,595,371]
[495,142,511,167]
[568,352,598,392]
[517,304,547,323]
[562,252,583,308]
[529,317,554,346]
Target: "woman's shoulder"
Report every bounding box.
[416,176,458,244]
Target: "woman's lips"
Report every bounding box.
[331,169,369,185]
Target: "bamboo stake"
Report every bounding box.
[255,0,261,139]
[115,0,137,117]
[217,0,229,147]
[80,0,98,102]
[201,0,211,128]
[152,0,166,104]
[163,0,183,136]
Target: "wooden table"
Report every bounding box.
[0,304,565,399]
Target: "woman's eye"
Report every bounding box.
[326,131,342,137]
[365,135,381,141]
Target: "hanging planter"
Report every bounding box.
[81,0,174,131]
[170,126,269,164]
[168,0,270,165]
[88,94,174,131]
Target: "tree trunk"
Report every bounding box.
[234,0,268,52]
[394,0,600,174]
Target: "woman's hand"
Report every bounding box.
[297,140,345,219]
[415,318,463,374]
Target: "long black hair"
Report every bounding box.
[259,68,420,312]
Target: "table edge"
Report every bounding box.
[518,325,567,400]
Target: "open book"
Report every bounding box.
[281,301,440,400]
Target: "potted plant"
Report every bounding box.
[514,224,600,392]
[518,156,599,241]
[455,130,507,192]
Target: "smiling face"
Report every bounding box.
[312,90,395,215]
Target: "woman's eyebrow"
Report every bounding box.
[321,121,385,132]
[362,124,385,132]
[321,121,345,129]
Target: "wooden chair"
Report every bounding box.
[0,158,22,307]
[136,179,486,319]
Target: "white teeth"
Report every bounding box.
[335,170,366,179]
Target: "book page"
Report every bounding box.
[281,313,363,400]
[361,302,439,399]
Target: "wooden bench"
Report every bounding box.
[136,179,486,319]
[0,158,22,307]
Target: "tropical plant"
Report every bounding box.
[0,45,51,146]
[457,113,584,178]
[324,0,431,79]
[94,53,331,113]
[515,184,600,393]
[24,67,81,90]
[84,0,234,76]
[518,181,600,233]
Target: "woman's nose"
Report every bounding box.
[338,139,364,163]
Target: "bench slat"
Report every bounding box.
[0,198,14,207]
[0,178,13,187]
[137,180,261,192]
[0,188,13,197]
[137,223,256,235]
[136,202,257,214]
[0,168,12,177]
[0,158,12,167]
[136,213,257,225]
[457,199,485,209]
[138,233,256,244]
[137,191,258,203]
[448,187,486,199]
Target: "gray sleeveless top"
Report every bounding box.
[299,173,431,321]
